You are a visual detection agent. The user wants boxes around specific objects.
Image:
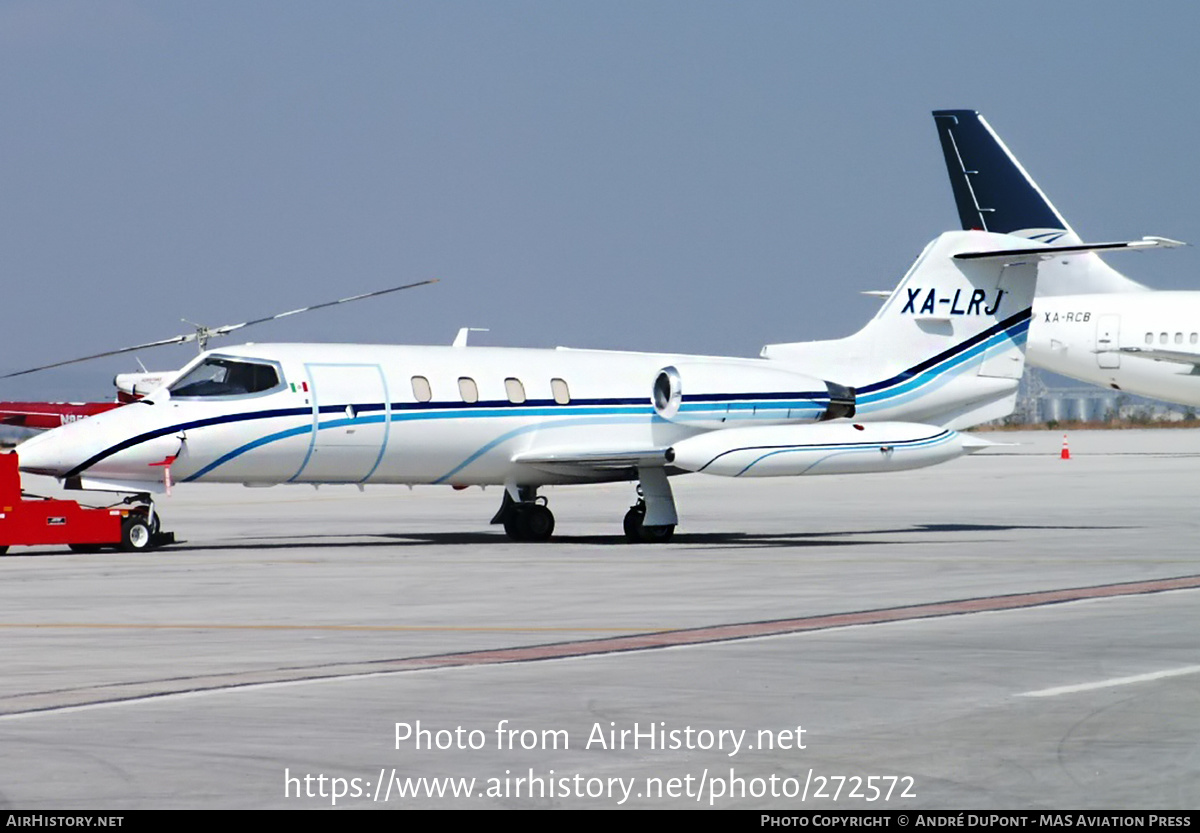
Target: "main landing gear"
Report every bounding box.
[623,467,677,544]
[492,486,555,542]
[492,468,678,544]
[623,501,674,543]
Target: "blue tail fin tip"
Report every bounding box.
[932,110,1069,238]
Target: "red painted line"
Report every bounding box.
[371,573,1200,672]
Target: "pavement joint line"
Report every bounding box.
[0,623,651,632]
[2,573,1198,719]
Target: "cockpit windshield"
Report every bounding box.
[168,357,282,398]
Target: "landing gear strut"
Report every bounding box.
[624,467,677,544]
[492,485,555,542]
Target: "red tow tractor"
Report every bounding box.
[0,453,173,554]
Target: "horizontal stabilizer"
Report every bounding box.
[932,109,1149,295]
[954,237,1185,263]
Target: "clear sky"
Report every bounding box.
[2,1,1197,400]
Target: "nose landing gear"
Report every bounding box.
[116,494,174,552]
[489,468,679,544]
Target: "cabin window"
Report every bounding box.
[411,376,432,402]
[1145,333,1153,345]
[1177,333,1185,345]
[504,377,526,404]
[1192,333,1198,345]
[169,357,281,398]
[551,378,570,405]
[1160,332,1169,345]
[458,377,479,403]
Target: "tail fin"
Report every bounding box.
[932,109,1074,242]
[762,230,1040,429]
[932,110,1146,295]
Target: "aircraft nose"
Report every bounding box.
[14,429,78,477]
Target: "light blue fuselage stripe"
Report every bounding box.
[183,405,654,482]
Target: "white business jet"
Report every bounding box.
[17,226,1152,546]
[932,110,1192,404]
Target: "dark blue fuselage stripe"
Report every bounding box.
[64,407,312,479]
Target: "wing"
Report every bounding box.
[954,236,1185,262]
[511,446,672,477]
[1116,347,1200,367]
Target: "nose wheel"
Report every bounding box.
[118,494,175,551]
[121,516,154,551]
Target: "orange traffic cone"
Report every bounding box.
[1060,433,1070,460]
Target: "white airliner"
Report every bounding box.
[16,227,1149,546]
[932,110,1193,405]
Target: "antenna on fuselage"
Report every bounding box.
[452,328,489,347]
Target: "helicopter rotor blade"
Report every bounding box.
[0,334,199,379]
[1,279,439,380]
[208,279,439,338]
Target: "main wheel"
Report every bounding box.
[623,504,674,543]
[623,505,644,542]
[503,514,525,541]
[639,524,675,543]
[522,504,555,542]
[504,505,555,542]
[120,517,154,552]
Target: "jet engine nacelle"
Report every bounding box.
[653,363,854,429]
[667,421,976,477]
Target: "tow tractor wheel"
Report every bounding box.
[120,517,154,552]
[503,504,555,542]
[623,504,675,544]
